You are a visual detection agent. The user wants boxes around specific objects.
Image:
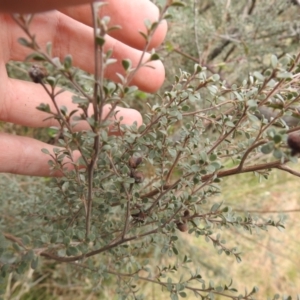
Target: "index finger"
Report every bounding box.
[0,0,92,13]
[4,11,165,93]
[60,0,168,50]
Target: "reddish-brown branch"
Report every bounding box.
[141,159,290,199]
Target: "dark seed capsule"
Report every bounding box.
[131,211,147,223]
[176,222,188,232]
[131,171,144,183]
[128,156,143,169]
[183,210,190,217]
[287,131,300,156]
[28,64,47,83]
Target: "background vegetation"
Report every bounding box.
[1,1,300,299]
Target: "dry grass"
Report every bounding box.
[218,165,300,298]
[135,164,300,299]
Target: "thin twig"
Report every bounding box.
[85,3,106,237]
[182,100,234,116]
[126,3,170,87]
[165,136,189,183]
[193,0,201,61]
[237,139,267,172]
[207,106,248,155]
[141,158,290,200]
[275,164,300,177]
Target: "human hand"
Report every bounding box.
[0,0,167,176]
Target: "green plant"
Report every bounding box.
[2,1,300,299]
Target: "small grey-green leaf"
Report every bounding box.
[95,36,105,46]
[194,64,202,73]
[171,1,186,7]
[41,148,50,155]
[139,31,148,41]
[271,55,278,69]
[31,257,39,270]
[22,235,31,246]
[46,42,52,56]
[171,293,179,300]
[247,99,257,107]
[66,246,80,256]
[64,54,72,69]
[122,59,131,71]
[277,72,292,79]
[253,71,265,81]
[273,134,282,144]
[150,53,160,61]
[18,37,32,48]
[25,52,45,61]
[260,142,274,154]
[172,246,179,255]
[273,148,283,159]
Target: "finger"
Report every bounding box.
[60,0,168,50]
[0,133,82,176]
[4,11,165,93]
[0,78,142,130]
[0,0,92,13]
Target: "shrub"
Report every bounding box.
[1,1,300,299]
